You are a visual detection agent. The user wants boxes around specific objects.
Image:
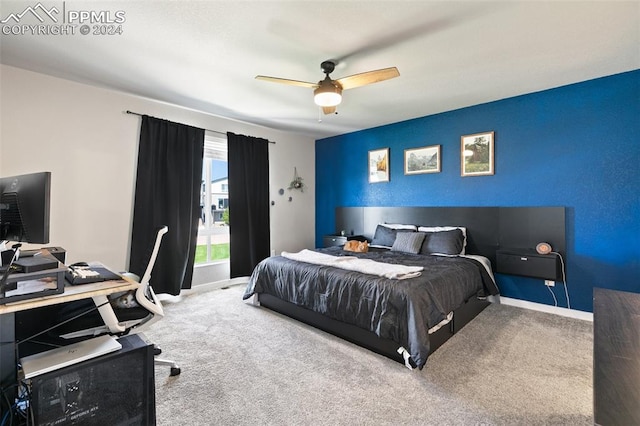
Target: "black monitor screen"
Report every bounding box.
[0,172,51,244]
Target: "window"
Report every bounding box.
[196,132,229,265]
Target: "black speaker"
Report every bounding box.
[27,334,155,426]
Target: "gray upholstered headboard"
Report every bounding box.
[335,206,566,268]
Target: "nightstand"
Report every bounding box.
[496,249,562,281]
[322,234,367,248]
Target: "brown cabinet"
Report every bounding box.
[593,288,640,425]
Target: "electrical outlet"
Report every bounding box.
[545,280,555,287]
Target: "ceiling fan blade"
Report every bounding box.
[322,106,336,115]
[336,67,400,90]
[255,75,317,88]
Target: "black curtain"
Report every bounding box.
[227,132,270,278]
[129,115,204,295]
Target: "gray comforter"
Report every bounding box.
[243,247,499,369]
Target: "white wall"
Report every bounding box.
[0,64,315,280]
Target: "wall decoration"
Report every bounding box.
[404,145,441,175]
[368,148,389,183]
[461,131,494,176]
[288,167,305,191]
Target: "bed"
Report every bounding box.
[243,223,500,369]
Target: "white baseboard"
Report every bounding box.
[157,277,249,303]
[191,276,249,292]
[499,296,593,322]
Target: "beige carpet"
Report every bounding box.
[144,285,593,425]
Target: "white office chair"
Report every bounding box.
[93,226,168,335]
[56,226,181,376]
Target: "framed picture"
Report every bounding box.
[368,148,389,183]
[461,131,495,176]
[404,145,441,175]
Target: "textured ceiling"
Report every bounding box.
[1,1,638,139]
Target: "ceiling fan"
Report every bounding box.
[255,60,400,114]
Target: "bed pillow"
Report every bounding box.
[417,226,467,254]
[371,225,414,248]
[419,229,465,255]
[391,231,426,254]
[371,224,397,248]
[380,223,418,231]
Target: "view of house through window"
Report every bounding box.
[196,132,229,265]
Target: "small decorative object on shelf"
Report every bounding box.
[288,167,305,192]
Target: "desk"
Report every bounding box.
[0,278,139,408]
[0,279,137,315]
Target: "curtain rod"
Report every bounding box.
[125,110,275,144]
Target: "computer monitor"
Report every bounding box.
[0,171,51,244]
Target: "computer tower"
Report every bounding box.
[26,334,155,426]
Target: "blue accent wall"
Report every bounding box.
[315,70,640,312]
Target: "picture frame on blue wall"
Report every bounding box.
[461,131,494,176]
[404,145,441,175]
[368,148,389,183]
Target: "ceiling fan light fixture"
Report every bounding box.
[314,83,342,107]
[256,60,399,113]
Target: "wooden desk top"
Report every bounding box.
[0,279,138,315]
[593,287,640,425]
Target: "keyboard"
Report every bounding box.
[65,266,123,285]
